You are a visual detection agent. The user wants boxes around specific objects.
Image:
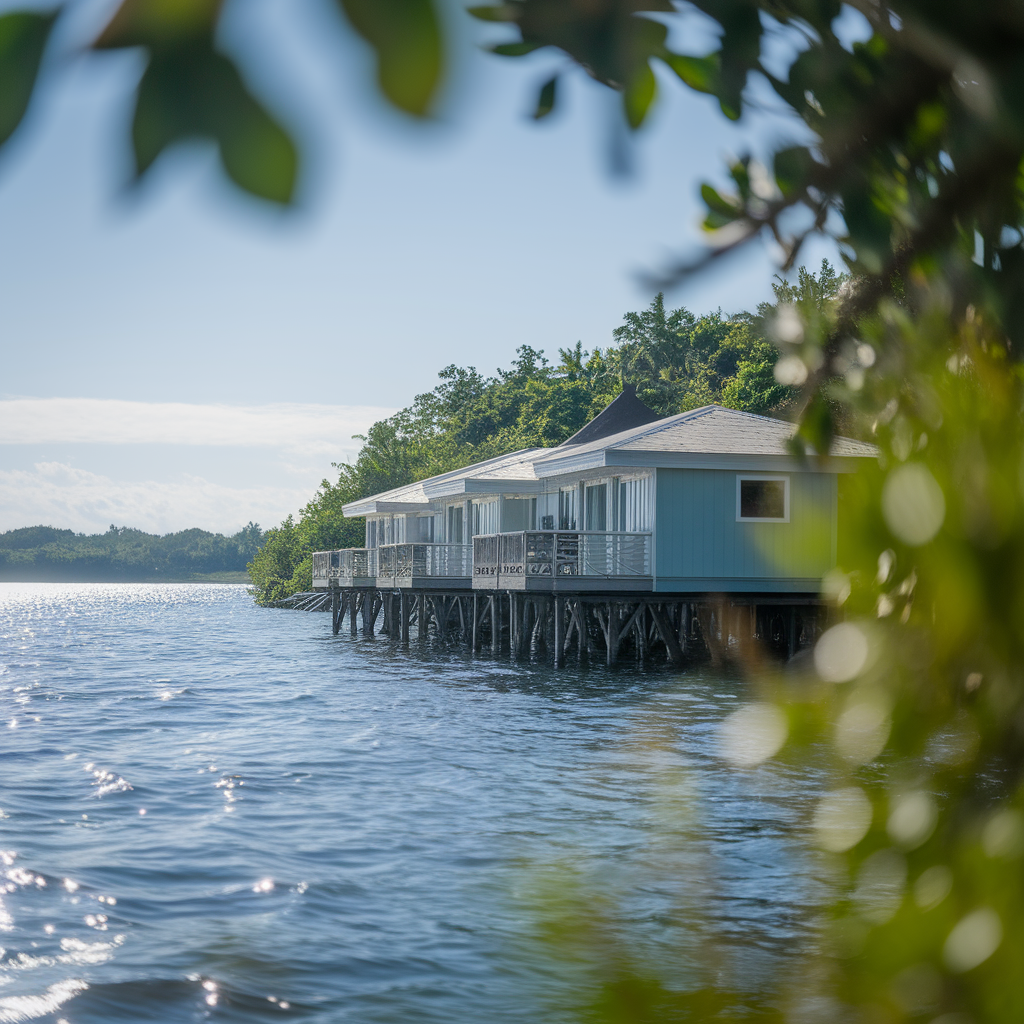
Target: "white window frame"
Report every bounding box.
[736,474,790,523]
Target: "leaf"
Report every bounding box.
[773,146,813,198]
[0,10,57,148]
[701,183,740,219]
[491,40,540,57]
[337,0,442,117]
[661,51,718,95]
[792,390,833,458]
[466,4,519,23]
[533,75,557,120]
[132,47,297,204]
[623,61,656,130]
[95,0,222,48]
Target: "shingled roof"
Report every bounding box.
[341,405,878,515]
[533,404,877,474]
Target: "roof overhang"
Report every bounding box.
[341,500,430,517]
[422,477,544,498]
[534,449,875,476]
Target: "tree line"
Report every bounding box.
[0,523,265,583]
[248,263,842,604]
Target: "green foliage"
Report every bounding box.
[0,10,55,146]
[0,522,265,581]
[249,277,829,604]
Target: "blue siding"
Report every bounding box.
[654,468,836,592]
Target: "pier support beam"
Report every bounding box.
[553,596,564,668]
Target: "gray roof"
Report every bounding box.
[559,384,662,446]
[342,406,877,516]
[342,448,542,516]
[533,405,876,474]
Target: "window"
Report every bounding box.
[617,476,652,532]
[447,505,464,544]
[558,487,577,530]
[736,475,789,522]
[585,483,607,531]
[473,500,499,536]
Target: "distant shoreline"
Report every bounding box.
[0,571,251,585]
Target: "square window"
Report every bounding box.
[737,476,788,521]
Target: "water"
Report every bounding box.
[0,584,829,1023]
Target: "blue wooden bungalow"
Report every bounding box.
[312,389,876,597]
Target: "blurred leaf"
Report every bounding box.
[661,51,718,95]
[133,47,297,204]
[466,4,519,23]
[337,0,442,116]
[491,40,541,56]
[792,389,834,457]
[623,61,655,129]
[95,0,222,48]
[0,10,56,147]
[533,75,557,119]
[700,186,741,222]
[773,145,812,198]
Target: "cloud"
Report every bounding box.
[0,398,396,456]
[0,463,317,535]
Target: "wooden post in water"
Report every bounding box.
[553,596,563,668]
[331,587,340,636]
[400,592,410,645]
[490,595,499,655]
[417,594,427,640]
[349,592,358,636]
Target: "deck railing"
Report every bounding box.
[312,544,471,587]
[312,548,378,587]
[473,531,651,586]
[377,543,472,582]
[313,535,650,589]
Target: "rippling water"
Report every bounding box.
[0,583,830,1023]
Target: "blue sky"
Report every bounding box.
[0,0,843,535]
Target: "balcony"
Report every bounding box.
[312,548,378,588]
[472,531,652,592]
[312,543,471,589]
[376,543,472,588]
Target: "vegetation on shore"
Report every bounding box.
[0,523,264,583]
[248,265,842,605]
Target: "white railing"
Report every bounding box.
[377,543,472,582]
[311,548,378,588]
[472,531,651,586]
[311,544,471,587]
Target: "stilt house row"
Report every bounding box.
[313,389,877,595]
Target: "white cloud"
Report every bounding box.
[0,398,396,457]
[0,463,317,535]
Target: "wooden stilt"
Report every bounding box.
[400,592,410,645]
[553,596,563,668]
[331,587,341,635]
[490,595,499,655]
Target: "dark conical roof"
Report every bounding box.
[559,383,662,447]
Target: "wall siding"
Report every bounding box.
[654,468,836,591]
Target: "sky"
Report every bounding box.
[0,0,847,536]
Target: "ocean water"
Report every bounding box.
[0,583,828,1023]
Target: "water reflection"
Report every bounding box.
[0,583,833,1022]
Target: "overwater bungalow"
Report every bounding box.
[314,388,875,594]
[310,390,875,663]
